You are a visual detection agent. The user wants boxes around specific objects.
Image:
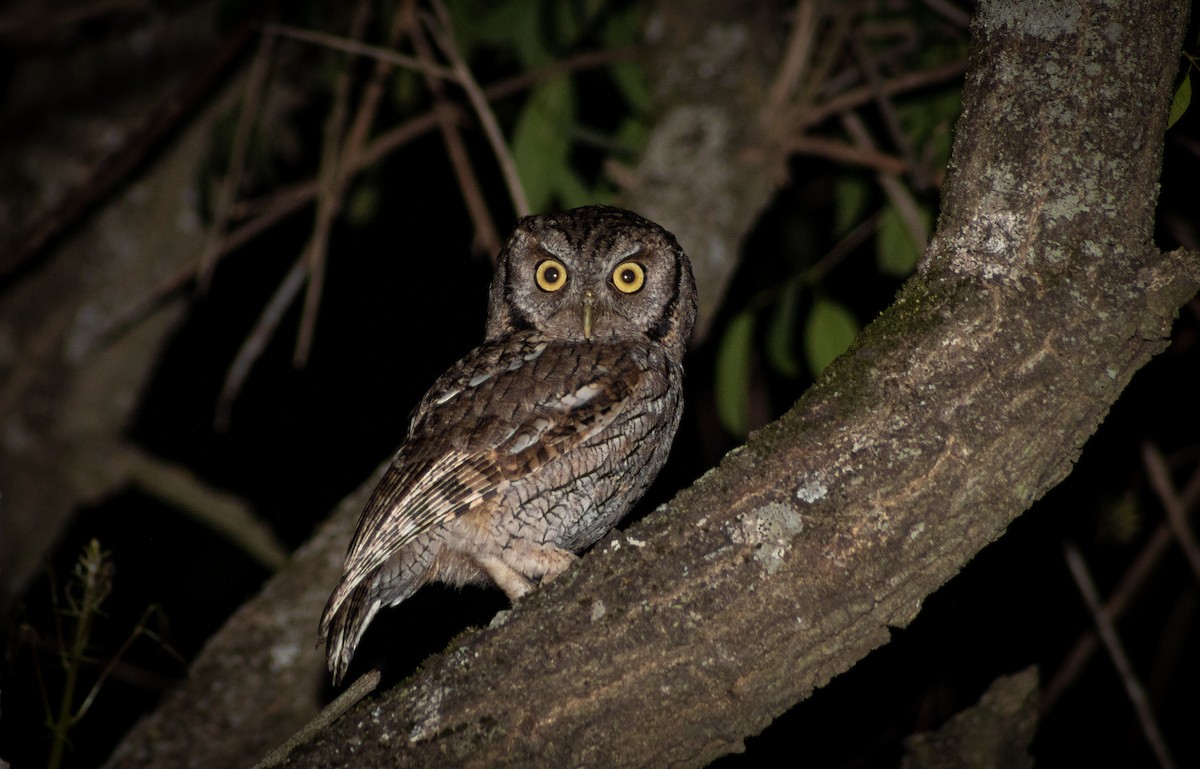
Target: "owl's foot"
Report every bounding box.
[476,546,578,601]
[476,555,535,599]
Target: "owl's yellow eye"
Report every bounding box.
[535,259,568,292]
[612,261,646,294]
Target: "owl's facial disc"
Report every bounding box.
[581,290,595,340]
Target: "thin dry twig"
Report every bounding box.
[426,0,529,217]
[1064,541,1179,769]
[215,255,306,431]
[803,210,881,284]
[0,0,148,40]
[251,668,382,769]
[766,0,821,115]
[198,27,277,289]
[788,135,909,175]
[849,34,920,185]
[266,22,455,81]
[1143,442,1200,583]
[408,0,502,258]
[841,112,927,251]
[920,0,972,29]
[292,1,373,368]
[798,59,966,130]
[1042,461,1200,712]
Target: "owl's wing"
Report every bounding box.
[319,343,648,644]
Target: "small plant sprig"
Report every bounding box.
[31,540,177,769]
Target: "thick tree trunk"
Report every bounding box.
[271,1,1197,766]
[103,1,1199,767]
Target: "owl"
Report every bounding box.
[319,205,697,683]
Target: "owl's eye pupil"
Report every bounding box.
[620,269,635,284]
[545,267,560,282]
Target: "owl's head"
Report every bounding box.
[486,206,697,359]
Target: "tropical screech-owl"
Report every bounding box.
[319,205,697,683]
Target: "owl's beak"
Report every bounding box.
[581,290,595,340]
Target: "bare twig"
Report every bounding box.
[842,112,928,252]
[798,59,966,130]
[803,211,881,284]
[251,669,382,769]
[799,1,860,108]
[266,22,456,81]
[920,0,972,29]
[788,135,909,174]
[483,47,630,102]
[1043,462,1200,712]
[408,0,502,258]
[1143,442,1200,582]
[426,0,529,217]
[216,255,307,431]
[0,0,149,41]
[292,2,373,368]
[1063,541,1179,769]
[766,0,821,114]
[1042,524,1169,711]
[849,34,920,185]
[198,27,277,289]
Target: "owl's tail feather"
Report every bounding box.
[320,580,382,686]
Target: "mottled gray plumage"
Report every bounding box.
[319,206,696,684]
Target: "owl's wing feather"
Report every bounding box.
[320,342,645,647]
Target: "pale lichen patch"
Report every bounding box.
[795,477,829,503]
[728,502,804,576]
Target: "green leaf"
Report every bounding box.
[1168,73,1191,130]
[512,77,575,213]
[804,299,858,377]
[876,201,930,278]
[715,310,756,438]
[765,285,803,379]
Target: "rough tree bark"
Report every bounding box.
[104,0,1199,767]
